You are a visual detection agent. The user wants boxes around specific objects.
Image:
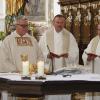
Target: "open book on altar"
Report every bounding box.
[54,65,90,76]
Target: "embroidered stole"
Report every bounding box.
[15,37,33,46]
[46,28,70,53]
[46,28,70,67]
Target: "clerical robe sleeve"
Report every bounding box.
[82,39,94,66]
[0,38,16,72]
[68,33,79,64]
[34,39,44,62]
[39,33,49,62]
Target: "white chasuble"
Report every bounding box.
[82,36,100,100]
[39,27,79,72]
[46,27,70,71]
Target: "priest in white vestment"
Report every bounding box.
[82,24,100,100]
[39,14,79,100]
[0,16,44,73]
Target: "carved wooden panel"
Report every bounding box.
[59,0,100,64]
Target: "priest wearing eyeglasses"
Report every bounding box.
[0,15,44,73]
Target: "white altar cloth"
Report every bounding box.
[0,73,100,82]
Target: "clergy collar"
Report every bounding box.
[14,31,29,37]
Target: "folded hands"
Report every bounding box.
[47,52,68,59]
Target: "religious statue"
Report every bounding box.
[92,9,100,37]
[94,9,100,25]
[24,0,44,16]
[6,0,24,15]
[81,8,91,44]
[84,9,91,26]
[73,10,81,43]
[66,11,72,31]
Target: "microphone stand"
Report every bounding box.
[47,45,54,74]
[92,60,94,73]
[92,59,94,100]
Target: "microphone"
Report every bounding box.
[47,45,54,74]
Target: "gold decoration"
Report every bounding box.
[15,37,33,46]
[20,54,28,61]
[29,64,37,75]
[6,0,24,15]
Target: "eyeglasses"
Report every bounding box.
[17,24,28,28]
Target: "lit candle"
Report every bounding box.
[22,61,29,76]
[37,61,44,76]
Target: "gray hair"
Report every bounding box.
[14,15,28,24]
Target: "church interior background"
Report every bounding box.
[0,0,100,64]
[0,0,100,100]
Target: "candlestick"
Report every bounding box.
[22,61,29,76]
[21,54,30,76]
[37,61,44,76]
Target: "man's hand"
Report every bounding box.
[47,52,60,59]
[87,53,97,61]
[47,52,68,59]
[60,53,68,58]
